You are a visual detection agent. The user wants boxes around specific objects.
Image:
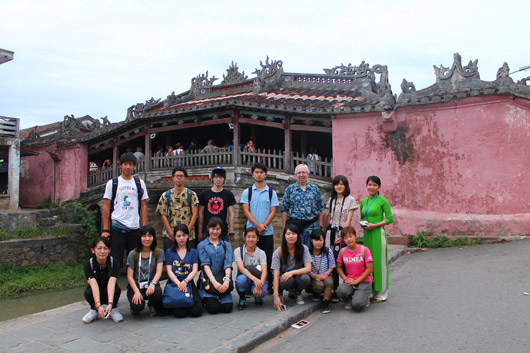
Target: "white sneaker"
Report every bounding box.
[296,294,305,305]
[109,308,123,322]
[344,303,353,310]
[82,309,97,324]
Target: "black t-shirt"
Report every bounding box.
[84,256,120,289]
[199,188,236,236]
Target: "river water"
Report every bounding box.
[0,277,129,322]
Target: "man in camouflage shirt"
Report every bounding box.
[156,166,199,250]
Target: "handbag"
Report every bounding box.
[201,271,234,296]
[162,282,194,308]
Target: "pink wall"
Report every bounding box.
[333,95,530,236]
[20,144,88,207]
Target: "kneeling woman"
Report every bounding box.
[308,228,336,314]
[336,226,373,312]
[165,224,203,318]
[82,236,123,323]
[126,225,165,315]
[197,217,233,314]
[234,227,268,310]
[271,224,312,311]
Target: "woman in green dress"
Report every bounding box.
[359,176,393,303]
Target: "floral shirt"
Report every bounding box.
[280,182,325,220]
[155,188,199,240]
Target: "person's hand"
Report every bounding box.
[101,231,110,238]
[103,304,112,319]
[146,283,155,296]
[280,272,293,282]
[253,286,263,297]
[365,222,377,230]
[274,296,284,311]
[96,305,106,319]
[256,224,267,234]
[321,272,329,279]
[177,280,188,292]
[218,280,229,294]
[228,233,235,242]
[253,278,263,290]
[335,236,342,244]
[132,291,143,305]
[344,277,356,285]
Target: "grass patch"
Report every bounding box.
[0,262,86,298]
[409,231,483,248]
[0,225,46,241]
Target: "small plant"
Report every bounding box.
[356,236,364,245]
[41,195,61,209]
[59,201,98,253]
[409,231,483,248]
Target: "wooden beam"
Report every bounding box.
[284,115,292,171]
[289,124,332,133]
[239,117,284,129]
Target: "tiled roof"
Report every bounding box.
[146,87,366,117]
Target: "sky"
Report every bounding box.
[1,0,529,129]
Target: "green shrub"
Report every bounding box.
[59,201,98,253]
[0,262,85,298]
[409,232,482,248]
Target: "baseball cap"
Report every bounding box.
[211,166,226,178]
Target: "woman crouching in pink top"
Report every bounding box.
[336,226,373,311]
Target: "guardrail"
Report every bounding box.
[88,149,332,186]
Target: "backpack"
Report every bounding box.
[165,188,194,225]
[110,176,144,217]
[89,256,114,273]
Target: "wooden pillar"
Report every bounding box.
[112,137,119,178]
[232,109,240,167]
[301,131,307,156]
[284,115,292,171]
[144,123,151,172]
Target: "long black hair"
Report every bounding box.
[171,223,191,252]
[134,225,160,263]
[330,175,351,199]
[280,224,304,267]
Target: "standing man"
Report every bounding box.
[156,166,199,250]
[198,167,236,242]
[101,152,148,268]
[241,162,279,290]
[281,164,325,247]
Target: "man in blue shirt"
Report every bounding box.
[281,164,325,247]
[241,162,279,291]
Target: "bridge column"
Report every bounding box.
[112,137,119,177]
[144,124,150,172]
[232,110,240,167]
[284,115,292,171]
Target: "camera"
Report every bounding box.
[139,281,149,289]
[359,221,368,228]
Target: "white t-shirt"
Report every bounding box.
[103,176,149,229]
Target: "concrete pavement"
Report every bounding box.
[0,245,408,353]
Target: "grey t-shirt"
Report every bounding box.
[271,245,311,273]
[126,249,165,283]
[233,246,267,267]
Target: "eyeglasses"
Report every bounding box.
[173,174,186,179]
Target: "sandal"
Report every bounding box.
[372,298,386,303]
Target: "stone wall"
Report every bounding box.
[0,236,80,267]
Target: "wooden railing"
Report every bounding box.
[88,149,332,186]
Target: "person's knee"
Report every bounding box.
[297,274,311,290]
[130,301,145,313]
[220,302,233,313]
[235,275,249,292]
[190,305,203,317]
[172,308,187,318]
[204,298,221,314]
[312,280,324,293]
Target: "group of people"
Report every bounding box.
[82,151,393,324]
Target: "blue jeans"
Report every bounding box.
[235,275,268,299]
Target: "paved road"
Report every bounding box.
[252,239,530,353]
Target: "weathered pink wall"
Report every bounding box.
[333,95,530,237]
[20,144,88,207]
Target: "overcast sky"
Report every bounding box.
[1,0,529,129]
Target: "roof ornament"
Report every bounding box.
[400,79,416,93]
[433,53,480,82]
[323,61,371,77]
[252,56,284,93]
[191,71,218,97]
[221,61,248,85]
